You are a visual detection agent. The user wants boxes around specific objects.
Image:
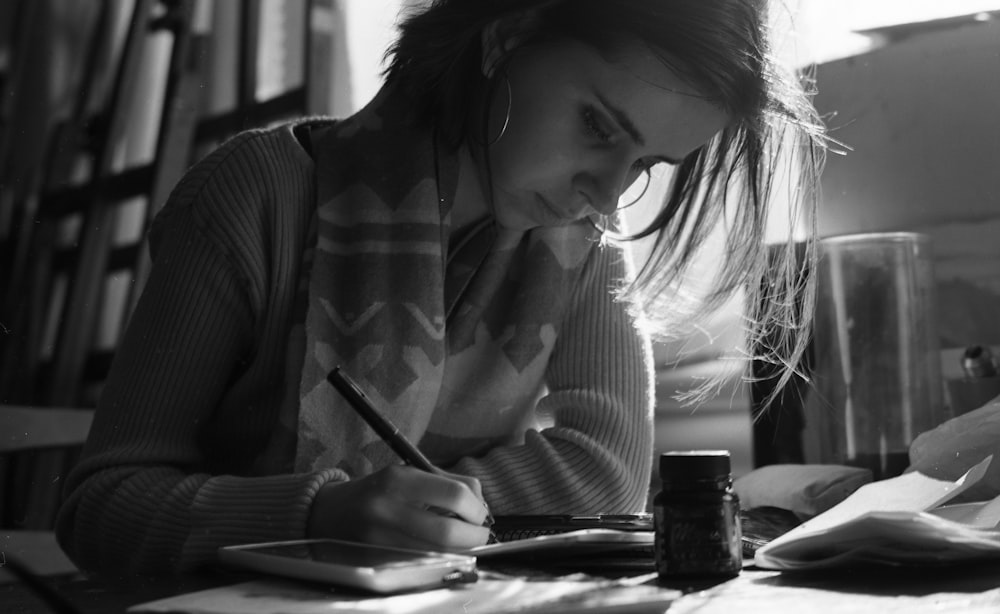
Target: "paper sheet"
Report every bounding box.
[755,456,1000,569]
[128,572,678,614]
[775,455,992,539]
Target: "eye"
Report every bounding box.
[581,105,613,144]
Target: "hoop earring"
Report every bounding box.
[484,72,512,146]
[618,168,652,210]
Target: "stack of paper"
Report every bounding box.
[755,455,1000,569]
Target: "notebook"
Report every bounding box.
[481,510,803,561]
[469,515,654,569]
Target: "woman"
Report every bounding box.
[57,0,825,574]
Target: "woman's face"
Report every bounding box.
[481,38,730,230]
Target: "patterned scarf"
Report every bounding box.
[294,88,599,476]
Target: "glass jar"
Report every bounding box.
[811,232,945,479]
[654,450,742,579]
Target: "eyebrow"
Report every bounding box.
[595,92,682,165]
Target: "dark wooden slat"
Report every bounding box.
[240,0,262,110]
[38,164,155,217]
[52,242,144,274]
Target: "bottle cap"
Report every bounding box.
[962,345,998,379]
[659,450,731,480]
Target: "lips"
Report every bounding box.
[535,193,578,224]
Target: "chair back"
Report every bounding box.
[0,0,343,531]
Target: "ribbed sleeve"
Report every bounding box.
[56,124,347,574]
[453,243,654,514]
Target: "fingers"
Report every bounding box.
[359,495,490,551]
[390,466,488,527]
[307,466,492,552]
[441,470,484,500]
[397,505,492,551]
[439,470,494,531]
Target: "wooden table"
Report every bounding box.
[5,560,1000,613]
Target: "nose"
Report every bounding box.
[572,163,630,217]
[573,170,621,215]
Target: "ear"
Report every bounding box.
[480,11,539,78]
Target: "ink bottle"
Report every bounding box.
[654,450,742,579]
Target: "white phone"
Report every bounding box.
[218,539,478,594]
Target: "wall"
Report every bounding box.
[800,16,1000,463]
[341,0,411,112]
[812,17,1000,349]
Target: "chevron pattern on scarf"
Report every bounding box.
[295,89,600,476]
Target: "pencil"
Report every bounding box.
[326,366,496,532]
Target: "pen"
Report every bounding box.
[327,366,495,531]
[327,366,436,472]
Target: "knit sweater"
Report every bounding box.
[56,104,654,574]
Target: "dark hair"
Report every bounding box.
[385,0,828,406]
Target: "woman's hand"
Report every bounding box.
[307,464,491,551]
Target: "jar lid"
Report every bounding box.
[659,450,731,480]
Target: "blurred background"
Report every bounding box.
[0,0,998,531]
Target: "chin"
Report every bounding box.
[493,209,541,231]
